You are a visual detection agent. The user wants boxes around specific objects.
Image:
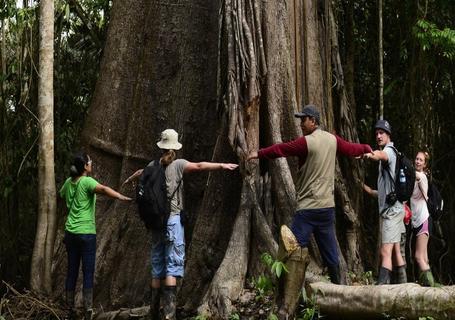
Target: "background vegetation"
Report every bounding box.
[1,0,454,294]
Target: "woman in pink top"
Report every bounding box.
[410,151,434,286]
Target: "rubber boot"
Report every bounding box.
[327,264,342,285]
[162,286,177,320]
[150,287,161,320]
[83,288,94,320]
[419,269,435,287]
[390,266,398,284]
[395,265,407,284]
[376,267,391,285]
[65,290,75,319]
[276,247,310,320]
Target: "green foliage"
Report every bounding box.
[228,312,240,320]
[267,313,278,320]
[253,274,274,299]
[347,270,374,285]
[296,296,319,320]
[0,0,111,288]
[261,252,289,279]
[414,19,455,60]
[192,315,207,320]
[251,252,289,302]
[414,19,455,59]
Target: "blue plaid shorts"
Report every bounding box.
[150,214,185,278]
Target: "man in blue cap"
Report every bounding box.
[362,119,407,284]
[247,104,372,319]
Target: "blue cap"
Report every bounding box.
[375,119,392,135]
[295,104,320,124]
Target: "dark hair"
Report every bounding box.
[70,152,90,178]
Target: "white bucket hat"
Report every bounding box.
[157,129,182,150]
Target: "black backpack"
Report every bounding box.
[136,161,169,230]
[384,146,415,204]
[426,181,444,221]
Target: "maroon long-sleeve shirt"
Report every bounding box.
[258,134,372,167]
[258,130,371,209]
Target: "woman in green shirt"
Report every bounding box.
[60,152,131,319]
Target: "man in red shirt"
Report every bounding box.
[247,104,372,319]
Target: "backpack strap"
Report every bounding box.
[169,178,182,201]
[381,145,397,183]
[160,160,183,205]
[417,178,429,202]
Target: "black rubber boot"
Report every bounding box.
[376,267,391,285]
[150,287,161,320]
[327,264,342,285]
[65,290,75,319]
[83,288,94,320]
[276,247,310,320]
[419,269,435,287]
[396,264,407,284]
[162,286,177,320]
[390,266,398,284]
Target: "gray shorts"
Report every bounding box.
[381,201,405,244]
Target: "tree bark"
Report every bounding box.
[378,0,384,119]
[52,0,222,308]
[31,0,56,295]
[51,0,371,316]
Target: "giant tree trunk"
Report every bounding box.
[52,0,368,316]
[31,0,56,295]
[52,0,221,308]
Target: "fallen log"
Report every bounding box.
[308,282,455,319]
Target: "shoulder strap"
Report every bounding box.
[160,160,183,201]
[169,178,182,200]
[381,145,398,182]
[417,179,429,203]
[68,177,82,212]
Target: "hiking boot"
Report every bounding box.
[276,247,310,320]
[419,269,435,287]
[150,287,161,320]
[376,267,391,285]
[162,286,177,320]
[327,264,343,285]
[390,266,397,284]
[395,265,407,284]
[83,288,94,320]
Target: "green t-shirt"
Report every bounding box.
[60,176,99,234]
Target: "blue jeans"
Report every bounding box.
[291,208,339,267]
[64,231,96,290]
[151,214,185,278]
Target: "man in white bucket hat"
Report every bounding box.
[156,129,182,150]
[124,128,238,320]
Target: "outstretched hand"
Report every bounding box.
[122,169,143,186]
[222,163,239,170]
[118,194,133,201]
[357,151,374,160]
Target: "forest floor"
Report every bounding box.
[0,281,313,320]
